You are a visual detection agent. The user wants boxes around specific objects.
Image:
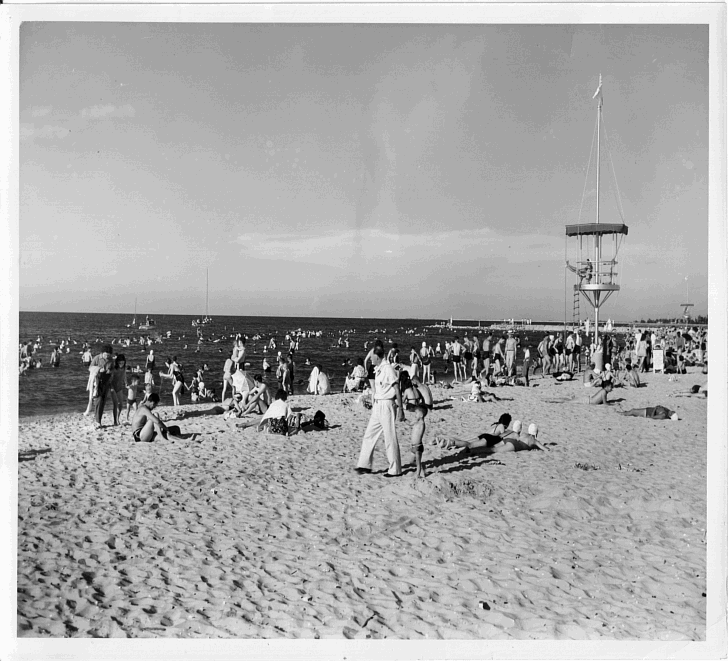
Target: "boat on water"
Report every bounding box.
[192,269,213,327]
[139,315,156,331]
[126,298,137,328]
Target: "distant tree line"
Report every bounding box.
[637,315,708,324]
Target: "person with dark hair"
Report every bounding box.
[355,346,405,477]
[239,374,272,415]
[410,405,428,478]
[89,344,114,428]
[625,362,641,387]
[364,339,384,392]
[434,413,515,451]
[257,389,299,434]
[110,354,128,426]
[131,393,199,442]
[621,406,678,421]
[344,357,367,392]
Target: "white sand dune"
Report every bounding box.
[16,369,706,640]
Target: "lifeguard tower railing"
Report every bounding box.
[566,222,628,338]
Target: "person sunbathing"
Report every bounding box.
[671,384,707,398]
[434,413,514,451]
[621,406,678,420]
[487,421,549,453]
[546,381,613,404]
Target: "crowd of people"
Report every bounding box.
[18,321,707,468]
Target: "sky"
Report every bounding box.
[18,23,709,321]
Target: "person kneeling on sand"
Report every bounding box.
[131,393,199,442]
[621,406,678,421]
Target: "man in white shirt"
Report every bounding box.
[504,331,518,376]
[356,347,405,477]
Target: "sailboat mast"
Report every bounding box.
[206,269,209,319]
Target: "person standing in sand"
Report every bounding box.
[355,347,405,477]
[505,330,517,376]
[410,405,428,478]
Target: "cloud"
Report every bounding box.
[20,123,70,141]
[81,104,136,119]
[31,105,52,117]
[235,226,563,269]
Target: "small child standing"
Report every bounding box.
[144,367,155,392]
[140,382,153,407]
[410,404,428,478]
[126,375,140,422]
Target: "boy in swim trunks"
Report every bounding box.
[131,393,199,442]
[125,375,140,422]
[410,405,428,478]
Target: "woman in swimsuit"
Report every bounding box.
[172,370,185,407]
[109,354,128,426]
[434,413,514,451]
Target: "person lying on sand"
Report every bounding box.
[620,406,679,421]
[547,381,613,405]
[491,421,549,453]
[671,384,707,398]
[131,393,200,442]
[433,413,514,451]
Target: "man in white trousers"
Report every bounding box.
[355,346,405,477]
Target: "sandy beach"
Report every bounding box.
[14,367,708,642]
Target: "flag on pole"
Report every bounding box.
[592,74,603,99]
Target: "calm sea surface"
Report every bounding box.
[18,312,540,418]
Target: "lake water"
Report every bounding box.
[18,312,539,418]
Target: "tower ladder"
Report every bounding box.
[572,289,581,330]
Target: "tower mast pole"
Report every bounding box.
[593,74,603,348]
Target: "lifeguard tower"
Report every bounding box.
[566,75,628,346]
[680,277,693,321]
